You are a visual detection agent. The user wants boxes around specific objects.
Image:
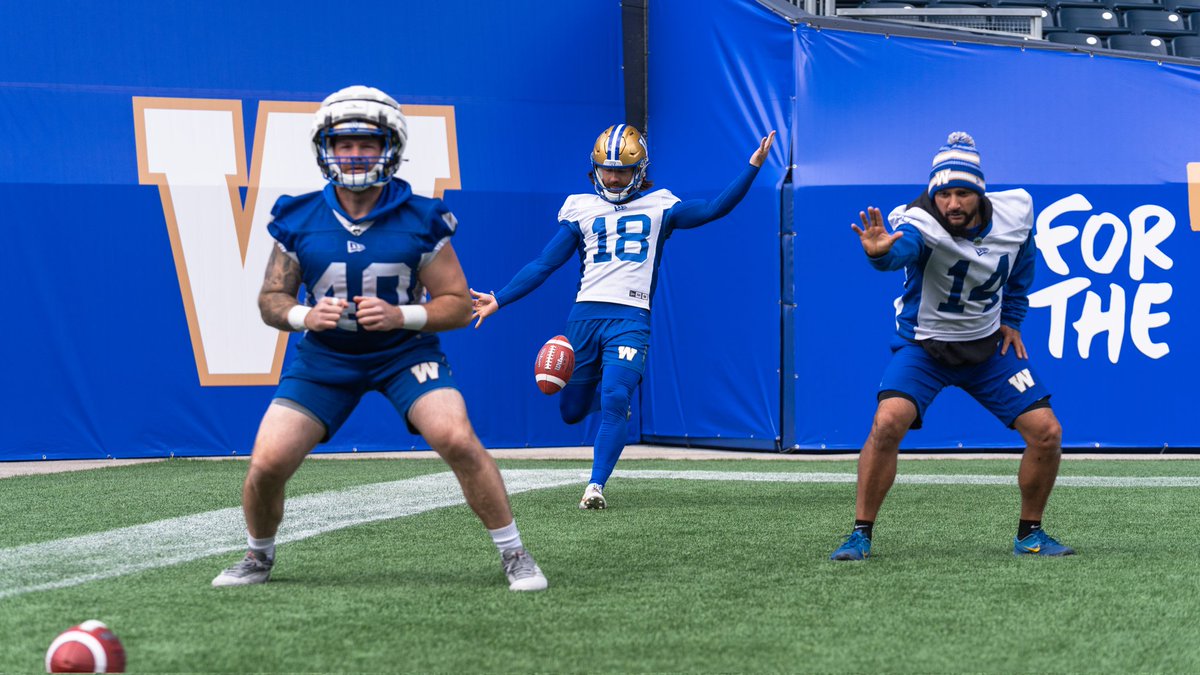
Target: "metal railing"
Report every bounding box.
[834,7,1044,39]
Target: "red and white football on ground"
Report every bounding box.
[534,335,575,395]
[46,620,125,673]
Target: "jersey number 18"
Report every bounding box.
[591,215,651,264]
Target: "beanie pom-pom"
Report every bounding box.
[946,131,975,147]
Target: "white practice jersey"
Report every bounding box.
[886,188,1035,341]
[558,189,680,310]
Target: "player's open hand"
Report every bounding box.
[851,206,904,257]
[999,324,1027,360]
[469,288,498,329]
[306,296,347,332]
[354,296,402,331]
[750,130,776,167]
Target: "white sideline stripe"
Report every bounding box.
[0,470,577,601]
[1,468,1197,600]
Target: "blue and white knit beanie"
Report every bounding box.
[927,131,985,198]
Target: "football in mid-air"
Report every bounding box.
[45,620,125,673]
[535,335,575,395]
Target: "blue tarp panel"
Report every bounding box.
[640,0,793,450]
[0,1,625,459]
[790,27,1200,449]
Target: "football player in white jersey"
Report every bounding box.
[212,86,547,591]
[471,124,774,509]
[830,132,1073,561]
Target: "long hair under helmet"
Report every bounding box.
[591,124,649,203]
[311,85,408,191]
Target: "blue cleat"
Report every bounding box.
[1013,530,1075,556]
[830,530,871,561]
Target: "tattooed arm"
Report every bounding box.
[257,245,344,332]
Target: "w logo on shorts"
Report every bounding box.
[617,346,639,361]
[1008,368,1035,393]
[410,362,440,384]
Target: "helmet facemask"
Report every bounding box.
[311,86,408,191]
[591,124,649,203]
[315,121,399,191]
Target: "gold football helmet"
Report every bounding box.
[591,124,649,203]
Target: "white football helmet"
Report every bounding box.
[591,124,649,203]
[311,85,408,191]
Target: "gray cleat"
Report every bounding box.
[212,550,274,587]
[501,548,548,592]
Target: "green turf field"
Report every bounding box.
[3,457,1198,672]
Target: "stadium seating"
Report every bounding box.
[1057,7,1129,33]
[1047,30,1106,42]
[843,0,1200,58]
[1124,8,1193,34]
[1108,32,1171,50]
[993,0,1060,7]
[1162,0,1200,14]
[1111,0,1165,10]
[1036,8,1069,34]
[1171,34,1200,54]
[1054,0,1117,10]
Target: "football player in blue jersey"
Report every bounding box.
[471,124,774,510]
[830,132,1073,561]
[212,86,547,591]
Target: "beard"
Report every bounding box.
[940,206,978,235]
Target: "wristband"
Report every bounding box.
[401,304,428,330]
[286,305,311,331]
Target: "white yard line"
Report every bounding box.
[0,468,1197,600]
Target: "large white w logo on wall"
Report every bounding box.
[133,98,460,385]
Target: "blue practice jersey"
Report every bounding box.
[267,180,457,354]
[871,189,1036,342]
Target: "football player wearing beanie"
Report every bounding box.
[831,132,1073,562]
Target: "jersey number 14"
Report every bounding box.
[938,254,1010,314]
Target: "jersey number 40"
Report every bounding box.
[311,261,415,330]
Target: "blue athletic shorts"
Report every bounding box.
[273,335,457,441]
[878,340,1051,429]
[566,318,650,385]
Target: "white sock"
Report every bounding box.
[247,533,275,560]
[488,521,523,554]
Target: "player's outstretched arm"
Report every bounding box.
[664,130,777,231]
[467,224,580,329]
[850,206,904,258]
[470,289,498,328]
[258,246,344,332]
[750,130,776,167]
[355,242,472,333]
